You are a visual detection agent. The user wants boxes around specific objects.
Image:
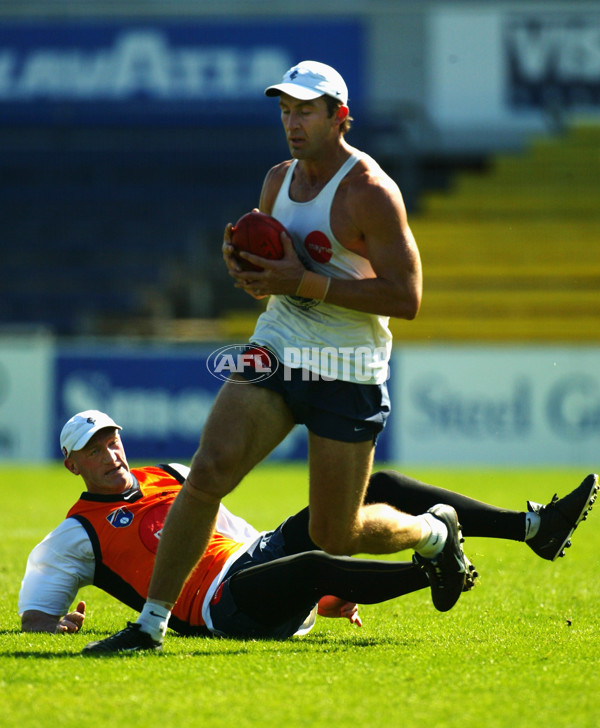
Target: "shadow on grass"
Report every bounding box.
[1,630,410,659]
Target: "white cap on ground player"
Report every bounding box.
[60,410,122,457]
[265,60,348,105]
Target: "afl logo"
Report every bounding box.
[106,507,134,528]
[206,344,278,383]
[304,231,332,263]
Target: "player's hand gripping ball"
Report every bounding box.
[230,211,286,271]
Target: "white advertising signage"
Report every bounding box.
[393,346,600,465]
[428,4,600,128]
[0,335,53,462]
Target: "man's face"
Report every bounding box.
[65,428,131,494]
[278,93,338,159]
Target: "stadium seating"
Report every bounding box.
[391,123,600,342]
[0,126,284,335]
[0,117,405,338]
[2,123,598,342]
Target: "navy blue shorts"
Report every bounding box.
[208,522,313,640]
[237,345,390,443]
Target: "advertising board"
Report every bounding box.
[53,343,395,462]
[393,346,600,465]
[0,334,53,461]
[54,345,307,461]
[2,338,595,466]
[0,19,364,125]
[428,6,600,128]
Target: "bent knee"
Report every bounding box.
[187,448,238,501]
[183,479,222,505]
[308,521,356,556]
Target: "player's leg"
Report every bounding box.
[298,376,433,556]
[366,470,527,541]
[280,469,527,549]
[146,376,295,606]
[366,470,599,560]
[305,435,423,555]
[306,434,471,612]
[82,378,295,654]
[225,550,428,635]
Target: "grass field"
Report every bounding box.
[1,463,598,728]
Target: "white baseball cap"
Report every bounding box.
[265,60,348,105]
[60,410,122,457]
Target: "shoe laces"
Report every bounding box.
[545,493,577,528]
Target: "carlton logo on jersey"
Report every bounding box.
[106,507,134,528]
[139,503,170,554]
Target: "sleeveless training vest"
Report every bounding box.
[251,152,392,384]
[66,466,244,634]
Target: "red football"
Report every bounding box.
[230,211,286,271]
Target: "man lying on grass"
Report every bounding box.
[19,411,597,652]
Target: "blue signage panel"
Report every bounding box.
[55,346,221,461]
[53,344,392,462]
[54,345,313,462]
[0,19,365,125]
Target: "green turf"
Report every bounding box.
[1,463,598,728]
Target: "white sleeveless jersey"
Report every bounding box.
[251,151,392,384]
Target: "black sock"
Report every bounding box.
[366,470,527,541]
[229,550,428,627]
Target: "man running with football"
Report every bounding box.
[82,61,596,654]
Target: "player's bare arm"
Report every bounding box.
[224,163,307,298]
[222,163,290,276]
[324,167,422,319]
[258,162,291,216]
[232,161,422,316]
